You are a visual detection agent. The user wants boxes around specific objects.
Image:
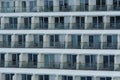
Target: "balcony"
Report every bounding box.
[0,42,119,49]
[1,61,119,71]
[63,62,76,69]
[4,23,17,30]
[102,42,117,49]
[13,42,25,48]
[106,23,120,29]
[99,63,114,70]
[87,23,104,29]
[0,61,4,67]
[22,61,37,68]
[83,42,101,49]
[59,6,71,12]
[28,41,43,48]
[79,63,97,70]
[7,61,19,68]
[0,23,120,30]
[54,23,69,29]
[92,5,107,11]
[67,42,81,49]
[0,5,120,13]
[72,23,85,29]
[33,23,48,29]
[49,42,66,48]
[40,62,61,69]
[76,5,88,11]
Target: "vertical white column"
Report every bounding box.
[26,1,29,12]
[0,35,3,47]
[73,76,76,80]
[43,34,49,48]
[57,75,62,80]
[107,0,113,10]
[64,17,70,29]
[76,54,80,69]
[18,17,24,29]
[82,34,89,48]
[113,77,120,80]
[53,0,59,11]
[32,75,39,80]
[15,1,20,12]
[65,34,71,48]
[93,76,97,80]
[55,75,59,80]
[85,16,92,29]
[81,34,84,48]
[89,0,96,11]
[19,53,28,68]
[13,74,21,80]
[60,54,67,69]
[31,17,39,29]
[79,54,85,69]
[26,34,34,48]
[96,77,100,80]
[37,0,44,12]
[4,17,9,29]
[99,55,103,70]
[10,1,14,12]
[48,16,55,29]
[100,34,104,49]
[0,74,5,80]
[0,1,2,12]
[74,0,80,11]
[104,16,110,29]
[38,54,44,68]
[12,34,18,47]
[5,53,12,67]
[97,54,100,70]
[70,16,76,29]
[114,55,120,70]
[1,17,5,29]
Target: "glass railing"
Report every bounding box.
[87,23,104,29]
[0,61,119,71]
[83,42,101,49]
[103,42,118,49]
[0,5,120,13]
[1,23,120,30]
[0,42,118,49]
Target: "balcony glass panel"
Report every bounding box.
[3,35,11,48]
[79,0,88,11]
[81,76,92,80]
[44,0,53,11]
[8,54,19,67]
[100,77,111,80]
[44,54,60,68]
[1,1,10,12]
[5,74,14,80]
[80,55,97,70]
[22,74,32,80]
[49,35,65,48]
[113,0,120,10]
[62,76,73,80]
[103,35,117,49]
[63,54,77,69]
[96,0,107,11]
[99,55,114,70]
[29,1,37,12]
[39,75,49,80]
[68,35,81,49]
[0,53,5,67]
